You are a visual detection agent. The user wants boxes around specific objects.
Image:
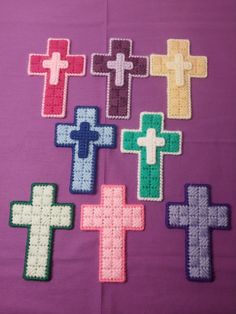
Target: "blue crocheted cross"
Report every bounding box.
[55,106,116,194]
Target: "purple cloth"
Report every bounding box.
[0,0,235,313]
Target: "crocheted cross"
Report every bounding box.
[91,38,148,119]
[150,39,207,119]
[121,112,182,201]
[166,184,230,281]
[28,38,86,118]
[55,106,116,194]
[10,183,74,281]
[81,185,144,282]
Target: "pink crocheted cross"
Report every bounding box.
[80,185,144,282]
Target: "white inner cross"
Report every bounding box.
[11,185,72,279]
[166,53,192,86]
[137,128,165,165]
[107,53,133,86]
[43,52,69,85]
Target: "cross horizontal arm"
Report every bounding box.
[208,205,230,229]
[10,202,33,226]
[167,204,190,227]
[159,131,182,154]
[81,205,104,229]
[150,54,169,76]
[188,56,207,77]
[91,54,113,74]
[128,56,149,76]
[66,55,86,75]
[55,124,77,146]
[122,206,144,229]
[121,130,141,152]
[28,54,48,74]
[50,205,74,228]
[94,126,116,147]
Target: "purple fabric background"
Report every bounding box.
[0,0,236,313]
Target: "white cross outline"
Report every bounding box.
[42,52,69,85]
[166,53,192,87]
[91,38,149,120]
[121,112,182,201]
[28,38,86,118]
[107,53,134,86]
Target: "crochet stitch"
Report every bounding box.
[91,38,148,119]
[166,184,230,281]
[121,112,182,201]
[55,106,116,194]
[80,185,144,282]
[28,38,86,118]
[150,39,207,119]
[9,183,74,281]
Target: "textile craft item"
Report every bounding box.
[91,38,149,119]
[150,39,207,119]
[9,183,74,281]
[166,184,230,281]
[28,38,86,118]
[121,112,182,201]
[80,185,144,282]
[55,106,116,194]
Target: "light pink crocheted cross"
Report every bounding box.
[80,185,144,282]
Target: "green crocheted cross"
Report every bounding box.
[121,112,182,201]
[10,183,74,281]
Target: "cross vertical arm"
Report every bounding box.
[70,146,97,193]
[167,39,190,57]
[138,160,162,200]
[167,74,192,119]
[74,106,99,126]
[47,38,70,56]
[140,112,164,132]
